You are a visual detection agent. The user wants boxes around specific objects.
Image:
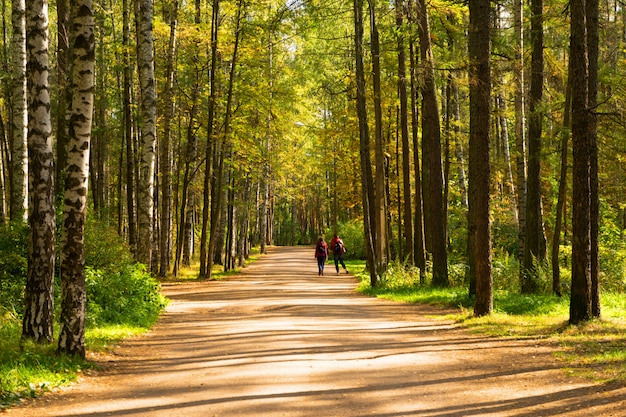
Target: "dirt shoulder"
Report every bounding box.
[5,246,626,416]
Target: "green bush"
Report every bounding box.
[326,220,366,260]
[0,218,167,329]
[0,223,29,315]
[84,217,135,272]
[86,264,167,328]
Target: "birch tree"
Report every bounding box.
[135,0,158,268]
[58,0,95,357]
[22,0,55,343]
[11,0,28,221]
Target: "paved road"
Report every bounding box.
[6,246,625,416]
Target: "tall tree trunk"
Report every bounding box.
[91,28,107,215]
[219,0,242,270]
[416,0,447,286]
[396,0,413,265]
[469,0,492,316]
[182,191,194,266]
[523,0,545,293]
[407,7,426,280]
[514,0,527,273]
[551,78,572,297]
[55,0,69,201]
[497,96,516,204]
[586,0,600,318]
[135,0,158,269]
[123,0,136,252]
[368,0,387,275]
[159,0,178,277]
[202,0,221,278]
[353,0,377,286]
[174,93,198,276]
[58,0,95,356]
[0,2,8,223]
[552,54,573,297]
[11,0,28,222]
[0,118,6,223]
[569,0,592,324]
[22,0,55,343]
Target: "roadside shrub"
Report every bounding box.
[84,217,134,272]
[0,218,166,329]
[86,264,168,328]
[326,220,366,260]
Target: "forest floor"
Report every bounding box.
[4,246,626,417]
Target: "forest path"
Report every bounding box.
[6,246,625,417]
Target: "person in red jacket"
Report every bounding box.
[314,237,329,276]
[329,234,348,275]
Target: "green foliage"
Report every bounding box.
[84,217,135,272]
[0,312,89,409]
[325,220,366,260]
[0,223,29,315]
[85,264,168,328]
[0,219,167,408]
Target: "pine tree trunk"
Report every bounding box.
[23,0,55,343]
[0,122,6,222]
[353,0,377,286]
[586,0,600,318]
[416,0,448,286]
[368,0,388,275]
[514,0,527,273]
[469,0,492,316]
[497,96,516,204]
[407,10,426,279]
[58,0,95,356]
[182,192,194,266]
[523,0,545,293]
[174,93,199,275]
[201,0,221,277]
[396,0,413,266]
[569,0,592,324]
[159,0,178,277]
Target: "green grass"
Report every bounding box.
[0,309,158,410]
[164,248,260,282]
[348,261,626,384]
[1,248,263,410]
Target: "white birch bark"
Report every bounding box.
[136,0,157,268]
[11,0,28,221]
[23,0,55,343]
[58,0,95,357]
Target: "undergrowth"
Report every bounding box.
[0,220,168,410]
[347,259,626,385]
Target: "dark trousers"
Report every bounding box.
[334,254,346,272]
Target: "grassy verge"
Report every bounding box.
[345,260,626,384]
[0,249,263,410]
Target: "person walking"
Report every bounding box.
[314,237,329,276]
[330,234,348,274]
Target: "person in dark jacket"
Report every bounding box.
[330,234,348,274]
[314,237,329,276]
